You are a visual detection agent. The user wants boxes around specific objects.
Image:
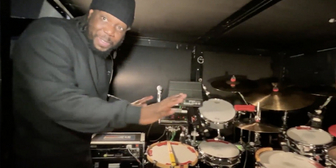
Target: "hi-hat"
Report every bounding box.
[235,118,282,133]
[245,83,315,111]
[209,75,258,93]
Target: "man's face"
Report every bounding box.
[87,9,128,52]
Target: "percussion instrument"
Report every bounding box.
[208,75,258,93]
[245,84,315,111]
[235,118,282,133]
[285,126,333,157]
[199,98,237,129]
[146,141,198,168]
[255,147,324,168]
[198,139,241,167]
[326,146,336,167]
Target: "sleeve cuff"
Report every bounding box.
[125,104,141,124]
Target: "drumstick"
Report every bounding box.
[167,141,177,166]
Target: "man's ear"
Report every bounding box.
[88,9,94,19]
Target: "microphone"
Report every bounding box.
[156,85,163,102]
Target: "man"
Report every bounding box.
[11,0,186,167]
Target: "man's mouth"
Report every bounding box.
[97,37,112,48]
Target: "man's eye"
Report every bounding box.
[101,16,107,21]
[116,25,125,31]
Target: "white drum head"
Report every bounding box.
[287,126,333,145]
[147,141,198,166]
[259,151,322,168]
[198,140,240,158]
[199,99,236,123]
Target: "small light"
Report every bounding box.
[329,18,336,23]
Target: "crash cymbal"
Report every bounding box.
[209,75,258,93]
[235,118,282,133]
[245,83,315,111]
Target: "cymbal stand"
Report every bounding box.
[235,91,253,146]
[179,126,188,143]
[190,126,199,146]
[236,91,249,105]
[245,102,262,152]
[281,111,289,132]
[308,96,332,128]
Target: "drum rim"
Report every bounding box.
[286,126,334,146]
[198,140,241,160]
[146,141,199,168]
[199,98,237,124]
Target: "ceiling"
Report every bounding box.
[41,0,336,53]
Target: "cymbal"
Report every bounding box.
[209,75,258,93]
[235,118,282,133]
[245,85,315,111]
[299,84,336,97]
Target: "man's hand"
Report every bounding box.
[131,96,153,107]
[138,93,187,125]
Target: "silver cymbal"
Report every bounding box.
[235,118,282,133]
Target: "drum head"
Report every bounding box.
[198,140,240,158]
[259,151,322,168]
[286,126,333,145]
[199,99,236,123]
[147,141,198,167]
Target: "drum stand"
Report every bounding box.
[215,129,225,141]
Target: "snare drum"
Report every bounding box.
[286,126,333,157]
[198,139,241,167]
[146,141,198,168]
[326,146,336,167]
[255,147,324,168]
[199,99,237,129]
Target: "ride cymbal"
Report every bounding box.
[245,83,315,111]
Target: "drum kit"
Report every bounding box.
[144,75,336,168]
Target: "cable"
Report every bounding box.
[146,123,153,139]
[150,129,167,142]
[170,131,176,141]
[127,147,141,165]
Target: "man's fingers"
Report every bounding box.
[138,95,153,103]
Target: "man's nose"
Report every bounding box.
[103,25,115,37]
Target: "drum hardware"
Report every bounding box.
[234,104,257,152]
[285,125,334,161]
[281,110,289,131]
[255,147,324,168]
